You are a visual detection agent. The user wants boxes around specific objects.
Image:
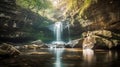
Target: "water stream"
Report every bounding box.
[52,22,65,44]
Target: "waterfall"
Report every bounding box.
[48,21,71,46]
[54,22,63,41]
[67,22,71,42]
[52,22,65,45]
[66,22,72,45]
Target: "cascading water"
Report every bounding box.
[48,21,72,48]
[67,22,71,42]
[52,22,65,45]
[54,22,62,41]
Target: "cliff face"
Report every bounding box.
[72,0,120,48]
[0,0,53,43]
[0,0,120,47]
[84,0,120,31]
[0,0,19,42]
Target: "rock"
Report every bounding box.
[65,45,71,48]
[23,43,48,49]
[31,40,49,48]
[68,39,80,48]
[82,36,96,49]
[67,39,83,48]
[0,43,21,57]
[31,40,44,45]
[23,44,39,49]
[41,44,48,48]
[67,30,119,49]
[82,30,112,38]
[74,39,84,48]
[0,49,8,56]
[27,52,49,55]
[82,30,120,49]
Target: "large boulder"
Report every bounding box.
[82,36,96,49]
[23,44,42,49]
[31,40,48,48]
[66,30,119,49]
[82,30,120,49]
[73,39,83,48]
[0,43,21,57]
[31,40,45,45]
[67,39,83,48]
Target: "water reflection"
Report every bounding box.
[47,48,119,67]
[49,48,64,67]
[105,50,118,62]
[83,49,95,64]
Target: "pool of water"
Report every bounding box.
[0,48,120,67]
[45,48,120,67]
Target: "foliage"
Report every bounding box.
[16,0,53,12]
[79,0,97,16]
[20,13,54,42]
[58,0,97,24]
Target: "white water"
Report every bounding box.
[67,22,71,42]
[54,22,63,41]
[52,22,65,44]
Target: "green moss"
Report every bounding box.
[79,0,97,16]
[16,0,53,13]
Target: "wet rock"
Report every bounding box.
[68,39,83,48]
[32,40,45,45]
[66,30,119,49]
[0,49,8,57]
[0,43,21,57]
[82,30,120,49]
[65,45,71,48]
[82,30,112,38]
[41,44,48,48]
[23,44,39,49]
[74,39,84,48]
[67,0,120,49]
[82,36,96,49]
[27,52,49,55]
[31,40,48,48]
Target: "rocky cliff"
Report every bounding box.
[70,0,120,48]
